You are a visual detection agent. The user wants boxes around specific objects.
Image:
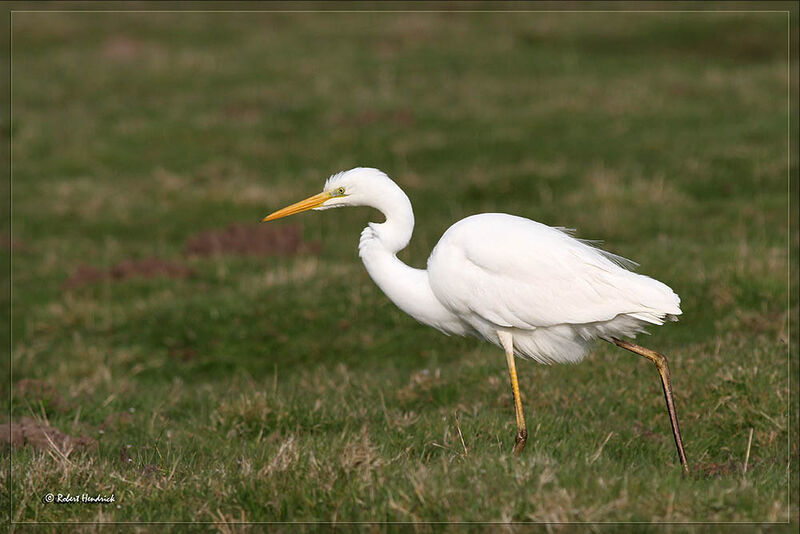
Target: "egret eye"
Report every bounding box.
[336,187,346,196]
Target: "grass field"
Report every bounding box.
[5,7,799,526]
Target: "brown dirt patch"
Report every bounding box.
[110,257,194,280]
[223,103,263,122]
[63,264,106,288]
[13,379,70,412]
[331,108,415,128]
[693,460,740,478]
[64,257,196,289]
[102,35,142,61]
[0,236,25,251]
[168,347,198,362]
[184,223,321,258]
[63,225,319,289]
[0,417,97,453]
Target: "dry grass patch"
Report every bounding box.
[211,388,291,440]
[46,178,139,221]
[235,257,323,294]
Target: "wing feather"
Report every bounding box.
[427,214,679,330]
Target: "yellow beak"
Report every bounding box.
[261,191,332,222]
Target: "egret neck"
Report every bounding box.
[355,180,464,336]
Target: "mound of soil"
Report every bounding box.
[0,236,24,251]
[13,379,70,412]
[63,265,106,288]
[109,257,195,280]
[0,417,97,453]
[102,35,142,61]
[184,223,321,257]
[331,108,415,128]
[64,257,195,289]
[63,223,318,289]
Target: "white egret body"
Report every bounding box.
[264,167,688,471]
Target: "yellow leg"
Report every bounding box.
[498,331,527,455]
[610,337,689,474]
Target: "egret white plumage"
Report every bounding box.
[263,167,688,472]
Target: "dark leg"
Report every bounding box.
[610,337,689,474]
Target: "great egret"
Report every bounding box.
[263,167,688,472]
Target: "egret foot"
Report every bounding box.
[610,337,689,474]
[513,428,528,455]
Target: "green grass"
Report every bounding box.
[5,8,798,526]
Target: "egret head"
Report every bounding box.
[262,167,394,221]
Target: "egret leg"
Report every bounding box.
[610,337,689,474]
[498,331,527,455]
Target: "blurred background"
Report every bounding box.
[6,5,798,524]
